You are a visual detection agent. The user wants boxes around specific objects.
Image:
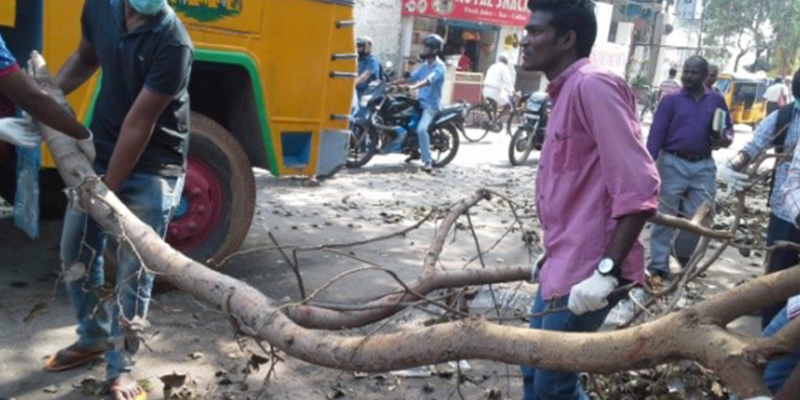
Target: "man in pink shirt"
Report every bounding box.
[520,1,660,399]
[658,67,681,102]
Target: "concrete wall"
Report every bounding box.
[353,0,403,67]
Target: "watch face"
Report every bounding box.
[598,258,614,274]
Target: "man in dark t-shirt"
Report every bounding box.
[44,1,193,398]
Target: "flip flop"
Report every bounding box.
[43,343,104,372]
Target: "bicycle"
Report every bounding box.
[639,85,658,122]
[463,91,525,142]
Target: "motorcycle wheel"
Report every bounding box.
[509,124,537,166]
[463,104,491,142]
[430,124,460,168]
[506,108,525,136]
[345,125,378,169]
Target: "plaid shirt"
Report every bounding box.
[780,108,800,225]
[747,109,800,223]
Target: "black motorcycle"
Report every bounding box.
[508,92,550,166]
[346,81,466,169]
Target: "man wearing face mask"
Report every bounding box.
[43,1,193,399]
[355,36,380,100]
[721,69,800,328]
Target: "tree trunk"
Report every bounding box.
[27,52,800,399]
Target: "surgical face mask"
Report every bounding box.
[129,0,166,15]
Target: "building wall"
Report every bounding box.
[353,0,403,67]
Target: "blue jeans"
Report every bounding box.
[763,307,799,394]
[648,152,716,275]
[521,288,621,400]
[763,215,800,327]
[60,168,183,379]
[416,108,437,165]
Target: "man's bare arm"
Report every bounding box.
[103,87,172,192]
[56,36,99,96]
[0,69,90,139]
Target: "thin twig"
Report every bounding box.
[268,232,306,299]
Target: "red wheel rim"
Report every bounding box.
[166,157,223,253]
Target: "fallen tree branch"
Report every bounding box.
[649,213,733,240]
[30,52,800,398]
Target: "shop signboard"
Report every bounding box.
[402,0,530,28]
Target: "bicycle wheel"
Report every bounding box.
[463,103,492,142]
[506,108,525,136]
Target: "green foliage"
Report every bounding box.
[702,0,800,73]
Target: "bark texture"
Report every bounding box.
[29,52,800,398]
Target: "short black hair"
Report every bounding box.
[775,77,784,84]
[527,0,597,58]
[668,68,678,77]
[685,55,710,74]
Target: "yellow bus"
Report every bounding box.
[0,0,356,265]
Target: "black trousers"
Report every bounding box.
[767,101,780,116]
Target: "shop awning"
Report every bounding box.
[401,0,530,28]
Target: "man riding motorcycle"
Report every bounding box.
[355,36,381,100]
[395,34,446,173]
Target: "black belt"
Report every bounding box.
[664,149,712,162]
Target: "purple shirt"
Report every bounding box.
[646,88,734,160]
[536,59,660,300]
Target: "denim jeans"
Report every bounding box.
[60,168,183,379]
[763,307,799,394]
[416,108,437,165]
[521,288,622,400]
[648,152,716,275]
[763,215,800,328]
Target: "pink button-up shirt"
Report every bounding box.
[536,59,660,300]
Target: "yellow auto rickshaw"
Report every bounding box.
[714,73,769,126]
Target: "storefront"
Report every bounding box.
[400,0,531,104]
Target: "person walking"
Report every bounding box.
[646,56,734,280]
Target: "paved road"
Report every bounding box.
[0,123,764,399]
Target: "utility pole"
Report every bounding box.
[646,0,668,85]
[697,0,712,52]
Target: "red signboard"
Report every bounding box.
[402,0,531,28]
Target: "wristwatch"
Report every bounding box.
[596,258,619,279]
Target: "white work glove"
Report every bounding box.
[0,117,41,148]
[77,130,96,162]
[568,271,618,316]
[530,253,546,283]
[720,162,751,193]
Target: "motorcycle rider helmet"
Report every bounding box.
[357,36,373,57]
[420,34,444,60]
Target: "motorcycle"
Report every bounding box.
[346,80,466,169]
[508,91,550,166]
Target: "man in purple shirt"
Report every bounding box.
[646,56,734,280]
[520,1,660,399]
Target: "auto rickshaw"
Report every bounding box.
[714,72,769,126]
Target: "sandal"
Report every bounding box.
[43,343,104,372]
